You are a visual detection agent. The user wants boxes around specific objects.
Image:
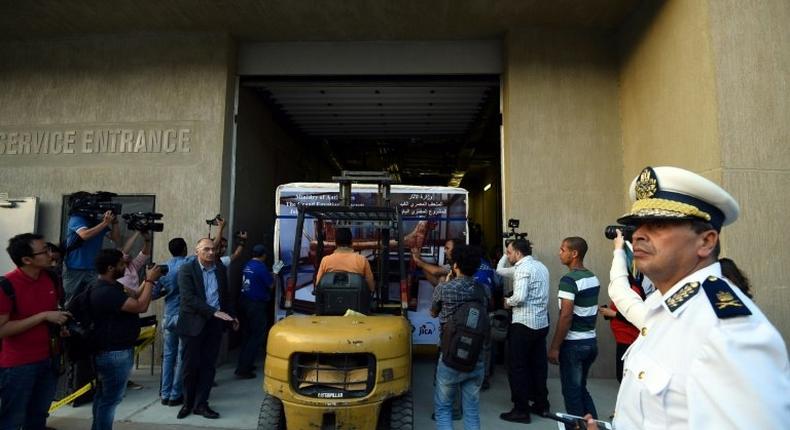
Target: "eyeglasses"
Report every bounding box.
[31,249,51,256]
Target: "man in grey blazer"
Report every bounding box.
[175,238,238,419]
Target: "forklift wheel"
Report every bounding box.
[378,391,413,430]
[258,393,286,430]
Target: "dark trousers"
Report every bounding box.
[507,323,549,412]
[236,297,269,374]
[180,318,222,409]
[615,342,631,383]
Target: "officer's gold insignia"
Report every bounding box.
[715,291,744,309]
[665,281,700,312]
[702,276,752,319]
[635,167,658,200]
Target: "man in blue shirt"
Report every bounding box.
[235,244,274,379]
[63,193,120,299]
[153,238,190,407]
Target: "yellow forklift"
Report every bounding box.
[259,172,413,430]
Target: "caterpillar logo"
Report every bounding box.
[318,392,344,398]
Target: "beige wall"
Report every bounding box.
[618,0,790,344]
[708,0,790,338]
[0,33,236,361]
[503,28,623,377]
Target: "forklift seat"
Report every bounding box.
[315,272,370,316]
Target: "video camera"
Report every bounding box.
[502,218,528,241]
[604,224,635,241]
[67,191,122,224]
[122,212,164,233]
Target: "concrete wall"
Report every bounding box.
[618,0,790,344]
[503,28,623,377]
[709,0,789,338]
[0,32,235,261]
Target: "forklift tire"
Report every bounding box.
[378,391,413,430]
[258,393,286,430]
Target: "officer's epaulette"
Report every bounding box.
[665,281,701,312]
[701,276,752,319]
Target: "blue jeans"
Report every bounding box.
[160,321,184,401]
[236,298,269,374]
[92,349,134,430]
[0,358,59,430]
[434,356,485,430]
[559,338,598,424]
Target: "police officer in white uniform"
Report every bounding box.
[587,166,790,429]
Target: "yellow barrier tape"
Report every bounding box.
[48,326,157,414]
[49,380,94,413]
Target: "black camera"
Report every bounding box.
[147,262,169,275]
[206,214,223,226]
[502,218,528,241]
[604,225,635,241]
[122,212,164,232]
[68,191,122,224]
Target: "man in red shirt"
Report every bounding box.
[0,233,71,429]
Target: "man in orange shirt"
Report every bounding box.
[315,228,375,292]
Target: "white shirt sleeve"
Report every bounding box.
[496,255,515,278]
[505,266,529,307]
[608,249,648,328]
[687,319,790,428]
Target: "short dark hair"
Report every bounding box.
[690,220,721,258]
[168,238,187,257]
[563,237,588,260]
[510,239,532,256]
[335,227,352,247]
[446,238,464,248]
[6,233,44,267]
[451,244,481,277]
[95,249,124,274]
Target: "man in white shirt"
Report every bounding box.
[499,239,551,424]
[587,166,790,429]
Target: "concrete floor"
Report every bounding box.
[49,356,619,430]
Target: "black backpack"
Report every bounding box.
[440,283,490,372]
[63,282,98,361]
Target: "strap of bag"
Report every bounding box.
[0,276,15,314]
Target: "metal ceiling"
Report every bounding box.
[244,77,500,185]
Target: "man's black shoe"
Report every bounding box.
[500,409,531,424]
[168,397,184,407]
[176,406,191,419]
[529,404,551,418]
[194,404,220,419]
[161,398,169,406]
[481,379,491,391]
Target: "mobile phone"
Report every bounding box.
[549,412,613,430]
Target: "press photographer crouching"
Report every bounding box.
[87,249,164,430]
[63,191,121,300]
[0,233,70,429]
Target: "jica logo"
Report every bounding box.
[419,322,436,336]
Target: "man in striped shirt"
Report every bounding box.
[500,239,551,424]
[549,236,600,426]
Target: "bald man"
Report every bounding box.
[175,238,238,420]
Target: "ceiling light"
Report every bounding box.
[483,183,492,192]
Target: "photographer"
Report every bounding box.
[64,192,121,299]
[88,249,163,430]
[117,230,152,294]
[211,215,246,266]
[0,233,70,429]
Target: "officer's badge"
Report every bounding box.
[665,281,700,312]
[635,167,658,200]
[702,276,752,319]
